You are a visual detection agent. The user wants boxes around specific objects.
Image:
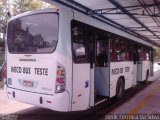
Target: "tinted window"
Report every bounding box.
[110,35,133,62]
[7,13,59,54]
[96,33,108,67]
[71,21,87,63]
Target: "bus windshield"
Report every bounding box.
[7,13,59,54]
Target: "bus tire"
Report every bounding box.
[116,77,124,100]
[143,70,149,84]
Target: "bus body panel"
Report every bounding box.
[72,64,91,111]
[7,87,70,111]
[137,61,150,82]
[7,54,57,95]
[6,8,73,111]
[71,10,92,111]
[137,62,143,82]
[95,67,110,96]
[55,8,73,111]
[133,64,138,86]
[110,62,133,97]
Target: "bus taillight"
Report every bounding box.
[55,63,66,93]
[56,78,63,84]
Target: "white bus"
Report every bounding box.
[4,6,154,112]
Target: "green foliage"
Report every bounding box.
[155,48,160,60]
[12,0,52,14]
[0,0,8,35]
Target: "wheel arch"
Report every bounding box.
[119,76,125,87]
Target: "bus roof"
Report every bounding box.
[8,8,59,22]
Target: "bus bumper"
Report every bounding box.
[6,87,70,112]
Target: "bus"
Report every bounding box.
[3,6,154,112]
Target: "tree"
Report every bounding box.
[11,0,53,15]
[155,48,160,61]
[0,1,8,65]
[0,0,8,42]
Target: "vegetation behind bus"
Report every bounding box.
[155,48,160,61]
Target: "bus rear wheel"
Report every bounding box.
[116,78,124,100]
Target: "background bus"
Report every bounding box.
[4,5,154,112]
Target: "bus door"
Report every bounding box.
[150,50,154,76]
[137,48,143,82]
[87,30,96,107]
[71,21,92,111]
[95,32,110,99]
[133,49,139,85]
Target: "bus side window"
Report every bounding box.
[110,37,115,62]
[71,22,87,63]
[128,43,133,61]
[138,47,144,61]
[115,38,121,61]
[133,50,138,64]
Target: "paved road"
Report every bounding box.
[0,88,33,114]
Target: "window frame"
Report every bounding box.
[71,20,88,63]
[7,12,59,54]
